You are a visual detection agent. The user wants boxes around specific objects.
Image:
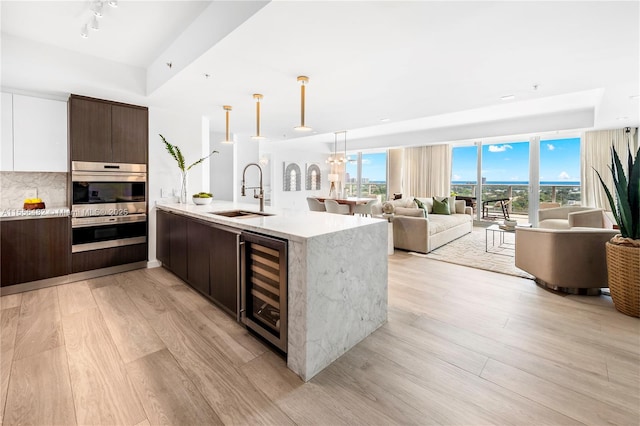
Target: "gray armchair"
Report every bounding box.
[538,206,605,229]
[515,227,618,294]
[354,198,378,217]
[307,197,326,212]
[324,199,350,215]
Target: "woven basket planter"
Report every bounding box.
[606,241,640,317]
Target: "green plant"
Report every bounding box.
[595,144,640,240]
[160,134,218,172]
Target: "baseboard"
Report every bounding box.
[147,260,162,268]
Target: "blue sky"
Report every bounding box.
[346,152,387,181]
[452,138,581,183]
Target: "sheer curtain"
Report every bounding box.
[402,144,451,197]
[581,128,638,209]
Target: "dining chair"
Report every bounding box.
[354,198,378,217]
[307,197,326,212]
[324,199,350,215]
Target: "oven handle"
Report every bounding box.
[72,214,147,228]
[71,172,146,182]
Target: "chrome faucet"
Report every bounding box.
[241,162,264,212]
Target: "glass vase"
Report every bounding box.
[179,171,188,204]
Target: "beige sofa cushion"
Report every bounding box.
[395,207,424,217]
[427,213,471,235]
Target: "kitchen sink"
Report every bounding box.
[210,210,274,218]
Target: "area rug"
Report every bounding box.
[409,227,535,279]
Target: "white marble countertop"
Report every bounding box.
[155,201,384,242]
[0,207,70,220]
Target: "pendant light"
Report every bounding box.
[294,76,312,131]
[326,132,345,165]
[221,105,233,144]
[251,94,265,140]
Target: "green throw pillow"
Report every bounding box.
[413,198,428,218]
[432,197,450,215]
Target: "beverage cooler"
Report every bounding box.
[240,232,288,353]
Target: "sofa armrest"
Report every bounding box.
[464,206,473,217]
[392,216,429,253]
[538,206,571,221]
[569,209,604,228]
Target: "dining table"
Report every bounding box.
[314,197,373,215]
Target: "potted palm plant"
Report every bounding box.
[595,144,639,317]
[160,134,218,204]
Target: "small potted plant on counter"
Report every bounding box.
[160,134,218,204]
[595,143,639,317]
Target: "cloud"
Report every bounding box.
[488,144,512,153]
[547,144,555,151]
[361,159,372,165]
[558,171,570,180]
[453,174,461,180]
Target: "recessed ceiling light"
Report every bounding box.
[501,95,515,101]
[616,116,629,120]
[380,118,391,122]
[630,95,640,100]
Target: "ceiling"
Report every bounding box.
[2,1,639,150]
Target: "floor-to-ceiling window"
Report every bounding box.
[451,145,478,197]
[452,135,581,222]
[345,151,387,200]
[539,137,581,206]
[482,141,530,216]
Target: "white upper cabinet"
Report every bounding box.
[1,93,13,171]
[13,94,68,172]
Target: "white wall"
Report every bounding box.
[236,137,261,207]
[209,131,234,201]
[1,34,147,106]
[262,145,331,211]
[148,107,209,262]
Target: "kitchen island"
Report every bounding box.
[155,201,388,381]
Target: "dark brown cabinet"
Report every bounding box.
[1,217,70,287]
[156,210,239,317]
[187,219,211,296]
[112,105,148,164]
[210,226,239,315]
[69,97,111,162]
[156,210,187,281]
[69,95,148,164]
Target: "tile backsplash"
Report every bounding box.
[0,172,68,209]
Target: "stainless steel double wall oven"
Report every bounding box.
[71,161,147,253]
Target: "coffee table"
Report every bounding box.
[485,223,532,256]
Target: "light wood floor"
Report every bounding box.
[1,252,639,425]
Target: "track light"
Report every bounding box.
[294,76,312,131]
[80,24,89,38]
[92,1,104,17]
[90,16,100,30]
[251,94,266,140]
[108,0,118,7]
